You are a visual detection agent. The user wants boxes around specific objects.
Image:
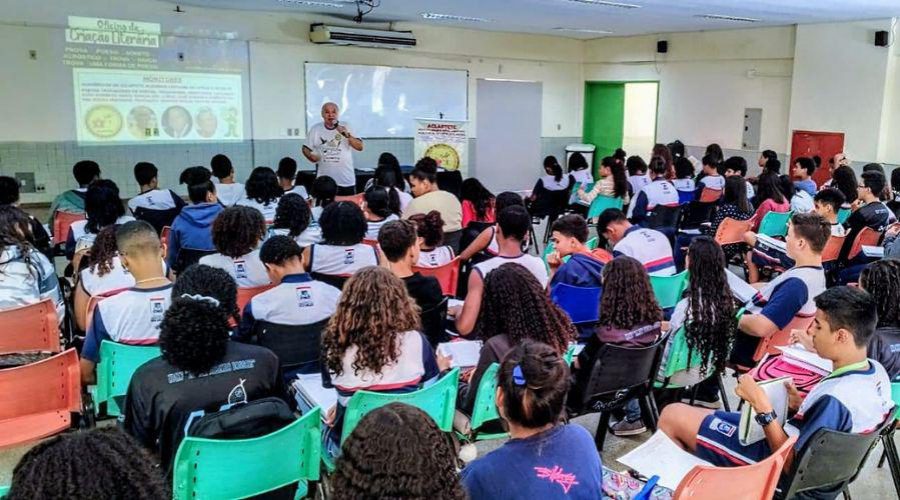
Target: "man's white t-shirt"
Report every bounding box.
[305,122,356,188]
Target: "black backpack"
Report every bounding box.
[186,397,295,440]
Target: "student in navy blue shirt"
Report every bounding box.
[792,157,818,197]
[167,166,223,273]
[462,340,602,500]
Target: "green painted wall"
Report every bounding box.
[583,82,624,177]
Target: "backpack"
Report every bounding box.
[186,396,295,440]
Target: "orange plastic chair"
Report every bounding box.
[161,226,172,259]
[413,258,461,296]
[847,227,882,261]
[673,435,797,499]
[52,211,86,246]
[0,300,61,355]
[753,314,816,362]
[334,194,364,207]
[236,284,276,315]
[699,188,721,203]
[821,235,846,263]
[362,239,379,249]
[0,349,82,448]
[714,218,753,246]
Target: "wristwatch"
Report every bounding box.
[755,410,778,427]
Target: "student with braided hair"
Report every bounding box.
[860,259,900,379]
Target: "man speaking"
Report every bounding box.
[302,102,364,195]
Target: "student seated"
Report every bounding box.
[792,156,818,197]
[210,154,245,207]
[332,403,466,499]
[236,166,282,223]
[321,267,440,448]
[0,206,63,319]
[567,151,594,186]
[123,293,285,471]
[694,154,725,200]
[409,211,455,267]
[0,175,51,259]
[171,264,240,327]
[526,156,570,219]
[730,213,829,369]
[860,259,900,380]
[378,220,445,344]
[304,201,379,282]
[689,175,754,265]
[127,161,185,234]
[403,157,463,249]
[310,174,337,222]
[628,155,679,227]
[277,156,309,199]
[458,264,575,416]
[81,221,172,385]
[199,206,269,288]
[723,156,755,200]
[596,208,675,276]
[547,214,609,289]
[5,428,168,499]
[659,286,894,499]
[577,156,630,206]
[748,171,790,233]
[167,167,223,274]
[457,192,526,263]
[839,170,897,265]
[671,157,696,203]
[369,153,412,211]
[461,178,496,228]
[49,160,100,231]
[569,257,663,435]
[270,193,320,248]
[67,179,134,263]
[461,341,602,499]
[626,155,650,198]
[453,205,549,336]
[362,186,400,240]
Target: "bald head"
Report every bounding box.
[321,102,339,126]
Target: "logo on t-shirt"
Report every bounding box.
[234,260,247,280]
[429,253,438,266]
[533,465,579,494]
[296,286,314,308]
[149,297,166,325]
[709,417,737,437]
[146,194,155,206]
[227,378,248,405]
[343,248,355,265]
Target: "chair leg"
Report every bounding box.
[639,396,657,432]
[884,432,900,498]
[717,373,732,412]
[595,411,611,452]
[688,384,700,406]
[841,485,851,500]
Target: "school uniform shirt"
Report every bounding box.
[794,178,818,197]
[123,341,284,471]
[214,182,246,207]
[869,326,900,381]
[305,122,357,187]
[283,185,309,199]
[745,180,756,200]
[127,189,185,214]
[309,243,379,276]
[697,174,725,192]
[790,189,815,213]
[612,226,676,276]
[79,256,168,297]
[672,178,696,193]
[628,177,679,224]
[167,203,223,270]
[417,245,455,268]
[199,249,270,288]
[402,190,463,232]
[0,245,64,321]
[569,169,594,186]
[236,273,340,342]
[235,197,281,224]
[269,226,322,249]
[461,424,602,500]
[830,223,847,237]
[81,283,174,363]
[729,266,826,368]
[67,215,136,259]
[473,253,549,288]
[536,175,571,192]
[627,174,650,198]
[364,214,399,240]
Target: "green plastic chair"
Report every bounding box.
[468,363,507,441]
[563,344,579,365]
[542,241,557,273]
[91,341,161,417]
[586,237,599,250]
[758,210,793,238]
[653,325,704,389]
[649,271,689,309]
[543,238,600,273]
[587,195,625,220]
[892,382,900,420]
[0,485,8,498]
[341,368,460,444]
[837,207,851,225]
[173,407,322,500]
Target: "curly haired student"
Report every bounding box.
[199,206,270,287]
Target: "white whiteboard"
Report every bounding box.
[304,62,467,138]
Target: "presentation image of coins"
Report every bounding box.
[127,106,159,139]
[84,104,123,139]
[162,105,193,138]
[425,143,460,171]
[195,107,218,138]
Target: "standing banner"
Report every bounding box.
[414,119,468,176]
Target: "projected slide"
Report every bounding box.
[73,68,242,142]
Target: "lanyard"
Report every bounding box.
[824,360,869,380]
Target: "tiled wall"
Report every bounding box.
[0,137,581,204]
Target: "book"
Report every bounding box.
[862,245,884,258]
[738,376,790,446]
[725,268,760,304]
[776,344,833,376]
[619,431,712,490]
[756,234,787,254]
[437,340,484,368]
[292,373,338,418]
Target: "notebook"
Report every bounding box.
[756,234,787,254]
[775,344,833,376]
[619,431,712,490]
[292,373,338,418]
[437,340,483,368]
[862,245,884,258]
[726,268,760,304]
[738,376,790,446]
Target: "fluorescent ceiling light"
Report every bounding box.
[421,13,492,23]
[563,0,641,9]
[278,0,349,8]
[552,27,613,34]
[695,14,761,23]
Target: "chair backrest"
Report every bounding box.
[585,236,599,250]
[678,201,716,230]
[674,436,797,500]
[847,226,882,260]
[173,407,321,500]
[52,211,85,246]
[160,225,172,243]
[752,315,816,363]
[420,297,449,346]
[361,238,379,249]
[550,283,602,325]
[650,271,689,309]
[236,284,276,315]
[657,324,705,384]
[587,195,625,220]
[678,189,696,205]
[334,193,364,206]
[582,333,668,407]
[757,211,793,238]
[342,368,459,443]
[252,319,328,375]
[133,207,180,235]
[413,258,461,297]
[646,205,683,230]
[698,188,722,203]
[714,218,753,246]
[820,234,846,263]
[469,363,503,432]
[0,349,82,448]
[837,207,851,225]
[174,248,216,273]
[780,416,893,499]
[94,341,161,417]
[310,272,349,290]
[0,299,61,355]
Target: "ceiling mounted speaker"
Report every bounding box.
[657,40,668,53]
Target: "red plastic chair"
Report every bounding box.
[699,188,722,203]
[0,349,82,448]
[161,226,172,259]
[714,218,753,246]
[0,300,61,355]
[413,258,461,296]
[236,284,276,315]
[847,227,882,261]
[673,435,797,499]
[52,211,86,247]
[753,314,816,363]
[821,235,846,263]
[362,239,379,249]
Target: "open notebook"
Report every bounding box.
[292,373,338,418]
[437,340,483,368]
[619,431,712,490]
[756,234,787,254]
[739,376,790,445]
[726,268,760,304]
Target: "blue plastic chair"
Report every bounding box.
[677,189,696,205]
[550,283,602,324]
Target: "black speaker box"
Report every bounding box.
[657,40,668,53]
[875,30,889,47]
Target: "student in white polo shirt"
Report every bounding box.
[628,156,679,226]
[236,167,282,224]
[199,206,270,288]
[270,193,321,248]
[81,221,172,385]
[304,201,379,280]
[596,208,675,276]
[127,162,185,234]
[210,154,245,207]
[277,156,309,199]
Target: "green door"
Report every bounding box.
[583,82,625,176]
